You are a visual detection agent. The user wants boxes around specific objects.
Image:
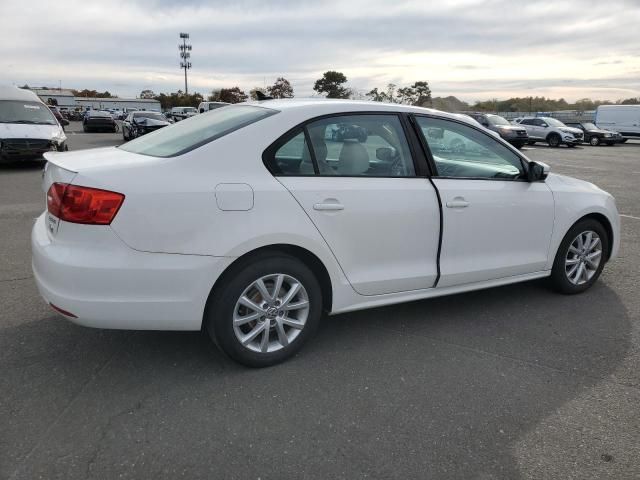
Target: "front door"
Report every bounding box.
[269,113,440,296]
[413,115,555,287]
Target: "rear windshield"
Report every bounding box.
[132,112,165,121]
[119,105,277,157]
[0,100,57,125]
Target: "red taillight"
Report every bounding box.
[46,182,125,225]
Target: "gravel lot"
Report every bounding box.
[1,121,639,479]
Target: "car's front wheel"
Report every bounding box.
[547,133,561,147]
[590,136,601,146]
[206,254,323,367]
[550,219,609,294]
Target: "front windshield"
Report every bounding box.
[0,100,57,125]
[487,114,510,126]
[544,118,565,127]
[581,122,597,129]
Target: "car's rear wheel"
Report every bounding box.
[550,219,608,294]
[206,254,323,367]
[590,136,600,146]
[547,133,561,147]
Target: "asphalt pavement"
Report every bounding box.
[1,123,639,479]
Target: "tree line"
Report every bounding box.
[24,70,639,112]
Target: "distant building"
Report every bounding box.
[29,88,161,112]
[31,88,76,109]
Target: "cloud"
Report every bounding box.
[0,0,639,102]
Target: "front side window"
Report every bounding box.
[415,116,524,180]
[120,105,277,157]
[0,100,57,125]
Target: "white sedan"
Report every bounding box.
[32,100,620,367]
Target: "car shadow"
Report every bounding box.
[1,280,631,479]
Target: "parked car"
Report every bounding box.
[170,106,197,122]
[514,117,584,147]
[122,111,171,141]
[467,113,528,148]
[66,110,83,121]
[33,100,619,367]
[0,86,67,163]
[327,123,368,142]
[564,122,623,146]
[595,105,640,142]
[82,110,117,133]
[198,101,229,113]
[48,106,70,129]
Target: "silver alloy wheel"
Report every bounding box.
[232,273,310,353]
[565,230,602,285]
[590,136,600,146]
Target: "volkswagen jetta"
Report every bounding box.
[32,100,620,367]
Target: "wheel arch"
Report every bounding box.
[546,131,561,141]
[202,243,334,329]
[579,212,614,261]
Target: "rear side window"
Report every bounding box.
[120,105,277,157]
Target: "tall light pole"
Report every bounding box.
[179,33,192,94]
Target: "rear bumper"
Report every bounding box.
[31,213,233,330]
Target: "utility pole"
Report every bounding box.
[179,33,192,94]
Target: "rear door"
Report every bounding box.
[267,113,441,296]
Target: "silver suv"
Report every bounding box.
[514,117,583,147]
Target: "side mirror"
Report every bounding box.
[528,161,550,182]
[376,147,397,161]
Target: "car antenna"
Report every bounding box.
[255,91,273,101]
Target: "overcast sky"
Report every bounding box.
[1,0,639,102]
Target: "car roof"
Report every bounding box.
[244,98,472,123]
[0,86,42,102]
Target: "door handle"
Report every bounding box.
[446,197,469,209]
[313,201,344,211]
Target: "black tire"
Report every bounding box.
[205,254,323,367]
[512,141,525,149]
[550,218,609,294]
[547,133,561,148]
[589,136,600,146]
[567,144,576,148]
[606,142,614,146]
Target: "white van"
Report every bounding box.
[197,101,229,113]
[170,106,198,122]
[595,105,640,141]
[0,86,67,163]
